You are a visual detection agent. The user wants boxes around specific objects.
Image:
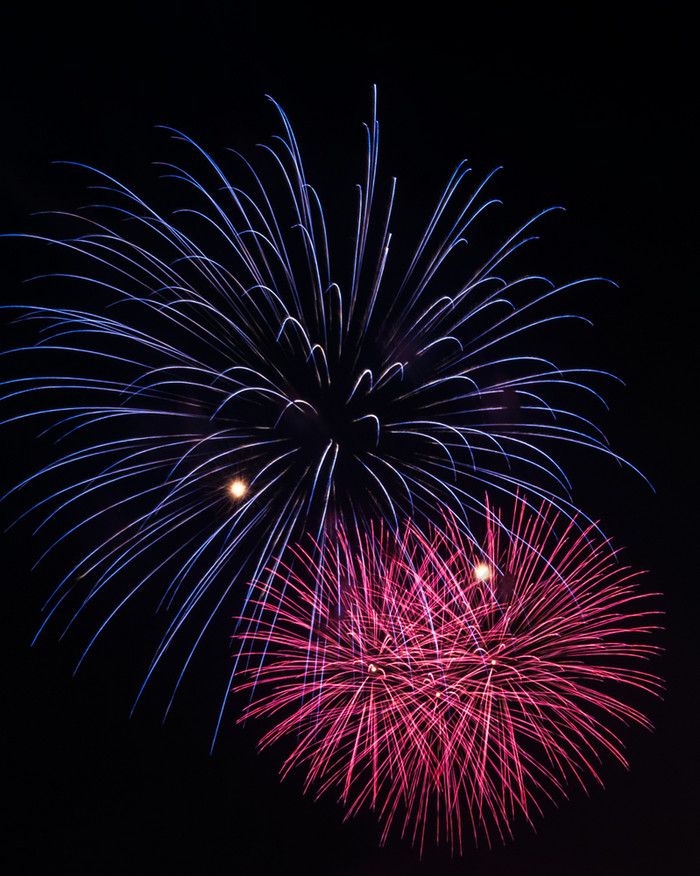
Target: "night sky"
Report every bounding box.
[1,5,696,874]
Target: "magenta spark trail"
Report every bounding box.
[234,496,661,850]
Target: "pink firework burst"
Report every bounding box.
[233,498,662,851]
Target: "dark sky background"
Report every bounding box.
[1,4,696,875]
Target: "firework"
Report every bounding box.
[234,497,661,850]
[2,92,636,720]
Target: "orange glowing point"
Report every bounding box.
[474,562,491,582]
[228,478,247,499]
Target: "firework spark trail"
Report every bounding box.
[1,92,643,724]
[234,496,661,851]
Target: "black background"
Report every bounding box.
[1,4,696,874]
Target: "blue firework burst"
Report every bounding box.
[1,92,637,728]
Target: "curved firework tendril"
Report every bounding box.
[234,496,662,852]
[1,91,643,728]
